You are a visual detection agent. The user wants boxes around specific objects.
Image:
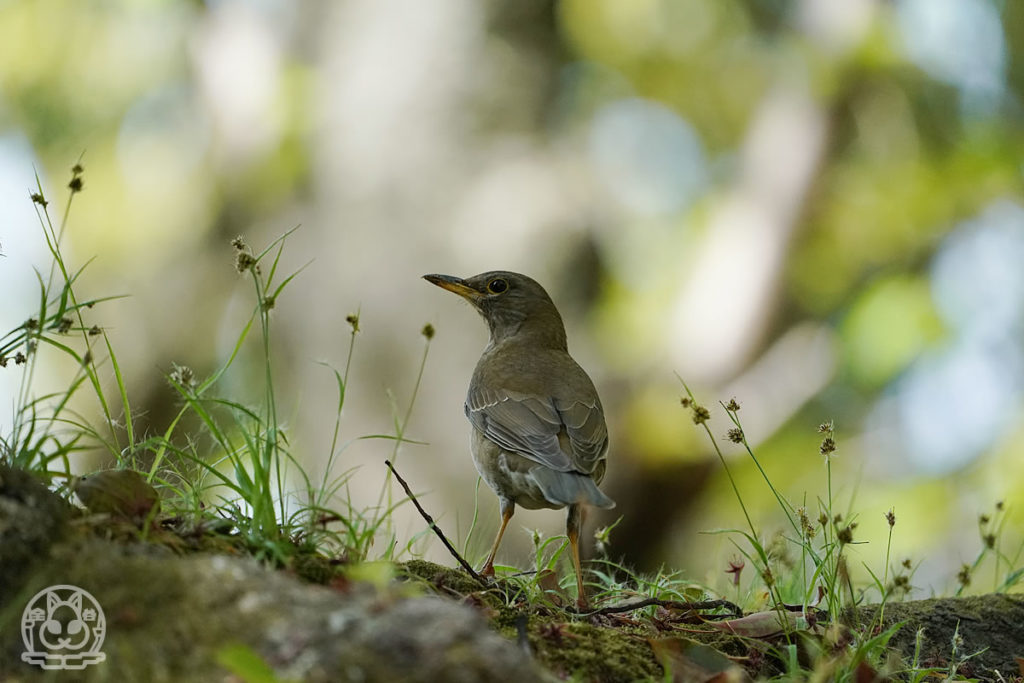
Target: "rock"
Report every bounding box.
[0,464,542,682]
[849,594,1024,679]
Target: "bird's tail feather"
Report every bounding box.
[530,467,615,509]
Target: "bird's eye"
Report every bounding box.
[487,278,508,294]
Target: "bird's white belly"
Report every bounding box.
[470,430,560,510]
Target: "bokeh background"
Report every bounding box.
[2,0,1023,597]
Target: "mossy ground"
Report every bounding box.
[398,558,772,681]
[6,464,1022,681]
[399,559,667,680]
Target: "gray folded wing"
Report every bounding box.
[465,387,608,475]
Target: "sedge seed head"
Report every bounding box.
[798,507,816,539]
[170,363,195,388]
[957,564,971,587]
[234,251,256,273]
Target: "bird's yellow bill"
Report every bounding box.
[422,274,481,300]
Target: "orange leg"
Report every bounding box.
[567,503,588,608]
[481,499,514,577]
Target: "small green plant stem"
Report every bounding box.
[723,406,800,540]
[678,382,787,617]
[878,514,895,628]
[251,262,284,530]
[373,334,431,529]
[826,457,833,533]
[990,505,1008,590]
[393,334,431,463]
[327,323,359,461]
[246,228,305,536]
[461,476,484,559]
[310,321,360,518]
[147,309,259,481]
[728,405,838,615]
[826,456,842,613]
[696,419,757,549]
[24,170,127,458]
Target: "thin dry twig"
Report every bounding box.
[385,459,487,587]
[576,597,743,619]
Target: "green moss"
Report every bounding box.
[400,559,481,591]
[398,559,511,607]
[292,552,337,584]
[527,619,662,682]
[398,559,770,681]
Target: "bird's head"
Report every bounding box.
[423,271,567,349]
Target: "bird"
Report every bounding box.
[423,270,614,607]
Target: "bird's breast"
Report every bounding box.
[471,346,598,404]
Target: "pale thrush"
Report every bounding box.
[424,270,614,606]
